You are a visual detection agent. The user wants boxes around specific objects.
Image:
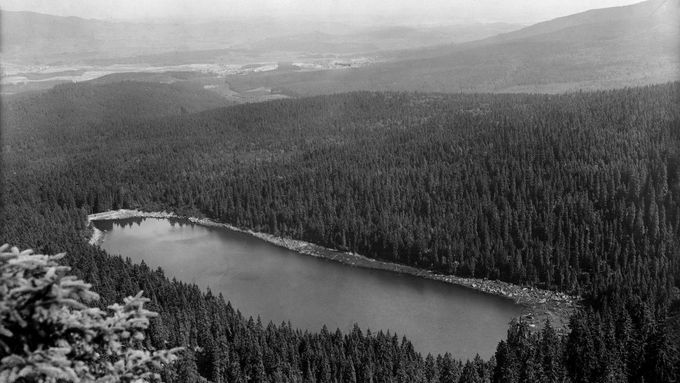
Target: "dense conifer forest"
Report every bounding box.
[2,81,679,382]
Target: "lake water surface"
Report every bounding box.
[93,217,521,358]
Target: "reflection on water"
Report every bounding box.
[93,217,521,359]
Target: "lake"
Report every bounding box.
[92,217,522,359]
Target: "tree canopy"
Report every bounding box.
[2,81,679,382]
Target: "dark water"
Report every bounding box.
[93,217,521,358]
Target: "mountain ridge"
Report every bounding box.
[223,0,679,95]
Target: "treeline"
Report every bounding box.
[2,82,680,381]
[494,302,679,383]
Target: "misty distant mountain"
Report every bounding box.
[247,23,522,54]
[1,11,255,63]
[2,11,108,44]
[0,10,520,65]
[1,11,114,61]
[487,0,676,42]
[226,0,680,94]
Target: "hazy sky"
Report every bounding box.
[0,0,644,24]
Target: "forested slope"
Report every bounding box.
[3,80,228,140]
[5,84,679,299]
[2,82,679,382]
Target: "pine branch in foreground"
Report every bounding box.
[0,244,181,382]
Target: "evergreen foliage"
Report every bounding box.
[0,244,179,382]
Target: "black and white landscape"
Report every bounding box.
[1,0,679,382]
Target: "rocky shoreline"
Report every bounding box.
[87,209,579,330]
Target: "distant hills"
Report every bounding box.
[0,11,249,63]
[226,0,680,94]
[247,23,522,54]
[1,0,678,96]
[487,0,676,42]
[0,10,521,65]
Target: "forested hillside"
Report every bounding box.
[3,81,228,139]
[2,83,679,382]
